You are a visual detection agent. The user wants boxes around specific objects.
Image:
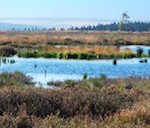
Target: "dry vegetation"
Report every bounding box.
[0,31,150,46]
[1,31,150,59]
[0,31,150,126]
[0,73,150,128]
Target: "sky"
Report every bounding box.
[0,0,149,28]
[0,0,149,21]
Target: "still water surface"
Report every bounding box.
[0,56,150,88]
[0,45,150,88]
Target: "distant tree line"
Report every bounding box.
[68,22,150,32]
[9,21,150,32]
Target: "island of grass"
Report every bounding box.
[0,31,150,59]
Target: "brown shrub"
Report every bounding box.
[0,86,140,119]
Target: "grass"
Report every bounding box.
[17,49,137,60]
[0,73,150,127]
[0,30,150,127]
[0,31,150,46]
[0,31,150,59]
[0,72,33,87]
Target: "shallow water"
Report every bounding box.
[121,45,150,54]
[0,56,150,88]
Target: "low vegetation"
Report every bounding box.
[0,31,150,127]
[0,46,17,57]
[0,31,150,46]
[0,31,150,59]
[17,49,137,60]
[0,72,33,87]
[0,72,150,127]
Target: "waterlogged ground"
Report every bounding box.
[121,45,150,54]
[0,45,150,88]
[0,56,150,88]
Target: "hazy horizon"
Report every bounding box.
[0,17,149,30]
[0,18,116,29]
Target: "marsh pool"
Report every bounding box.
[0,56,150,88]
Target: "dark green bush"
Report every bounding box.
[83,73,88,80]
[17,50,137,60]
[136,47,144,57]
[57,52,64,59]
[18,51,39,58]
[78,53,89,59]
[65,53,78,59]
[88,54,97,60]
[42,52,57,58]
[0,46,17,57]
[122,53,136,59]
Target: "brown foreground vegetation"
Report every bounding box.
[0,73,150,128]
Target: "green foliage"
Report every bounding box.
[18,50,40,58]
[0,72,8,84]
[136,48,144,57]
[78,53,89,59]
[65,53,78,59]
[121,53,136,59]
[42,52,57,58]
[0,72,33,87]
[83,73,87,80]
[100,74,107,79]
[17,50,138,60]
[57,52,64,59]
[80,78,107,89]
[65,80,76,86]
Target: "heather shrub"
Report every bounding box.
[0,114,15,128]
[0,86,140,119]
[15,110,33,128]
[0,113,33,128]
[0,72,33,87]
[0,77,149,127]
[101,100,150,128]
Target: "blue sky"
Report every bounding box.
[0,0,149,21]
